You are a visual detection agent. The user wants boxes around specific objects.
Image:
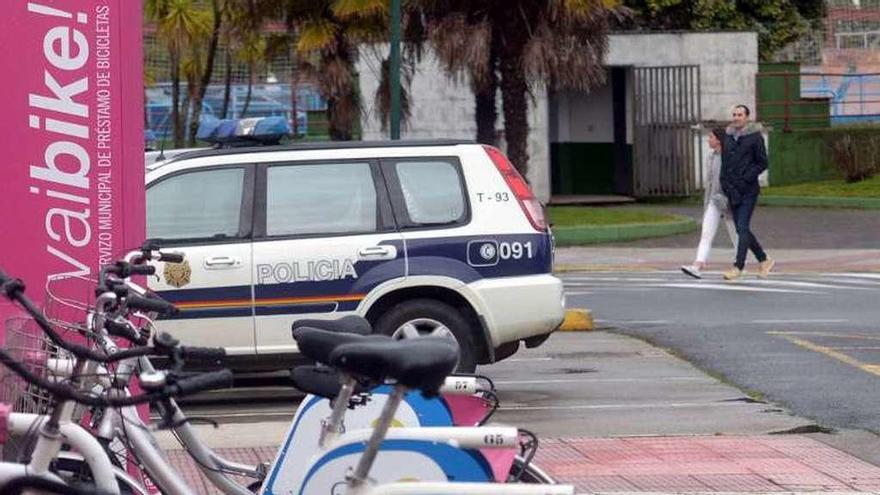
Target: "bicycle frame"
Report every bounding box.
[0,411,119,494]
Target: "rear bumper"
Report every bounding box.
[464,274,565,350]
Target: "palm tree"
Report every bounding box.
[187,0,225,146]
[266,0,401,140]
[237,31,267,118]
[420,8,498,144]
[291,2,372,140]
[146,0,211,147]
[218,0,265,120]
[419,0,614,176]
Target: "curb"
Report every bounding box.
[552,216,698,246]
[760,195,880,209]
[558,309,594,332]
[554,264,658,273]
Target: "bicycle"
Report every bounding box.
[0,248,573,495]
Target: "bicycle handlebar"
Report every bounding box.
[126,294,178,316]
[104,319,150,346]
[179,346,226,361]
[0,271,159,364]
[170,369,234,396]
[130,241,185,265]
[0,347,233,408]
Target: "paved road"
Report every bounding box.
[167,332,807,448]
[563,270,880,433]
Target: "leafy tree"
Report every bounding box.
[619,0,825,60]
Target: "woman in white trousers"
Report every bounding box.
[681,128,737,279]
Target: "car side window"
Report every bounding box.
[393,160,467,226]
[266,162,378,236]
[147,167,246,241]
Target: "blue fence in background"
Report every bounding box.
[802,72,880,124]
[146,83,326,139]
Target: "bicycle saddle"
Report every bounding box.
[293,326,389,365]
[291,315,372,337]
[328,338,459,397]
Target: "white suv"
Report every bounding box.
[145,140,565,372]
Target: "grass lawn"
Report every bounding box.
[763,175,880,198]
[547,206,684,226]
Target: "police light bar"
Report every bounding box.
[197,116,292,146]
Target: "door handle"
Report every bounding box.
[204,256,240,268]
[357,246,397,261]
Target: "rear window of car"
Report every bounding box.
[388,159,467,228]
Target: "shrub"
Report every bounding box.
[822,126,880,183]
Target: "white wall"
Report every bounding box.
[606,32,758,121]
[552,84,614,143]
[357,47,551,202]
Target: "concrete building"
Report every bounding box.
[358,31,758,201]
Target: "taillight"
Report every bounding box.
[483,145,548,231]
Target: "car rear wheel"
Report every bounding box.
[373,299,477,373]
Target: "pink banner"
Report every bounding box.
[0,0,144,325]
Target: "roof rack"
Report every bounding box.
[161,139,476,165]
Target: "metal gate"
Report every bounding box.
[633,66,702,197]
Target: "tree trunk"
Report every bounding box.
[498,49,530,177]
[326,38,357,141]
[474,66,498,145]
[183,52,196,145]
[474,87,496,146]
[188,0,223,145]
[221,47,232,118]
[241,63,254,117]
[475,31,500,146]
[170,49,184,148]
[288,21,299,138]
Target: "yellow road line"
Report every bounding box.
[767,330,880,341]
[773,334,880,378]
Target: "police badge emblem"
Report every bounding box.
[163,260,192,288]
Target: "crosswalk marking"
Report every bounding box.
[561,272,880,295]
[752,319,849,324]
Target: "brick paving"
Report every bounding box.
[169,435,880,494]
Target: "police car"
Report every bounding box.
[145,118,565,372]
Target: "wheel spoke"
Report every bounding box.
[399,323,421,339]
[431,325,454,339]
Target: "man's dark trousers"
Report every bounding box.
[732,193,767,270]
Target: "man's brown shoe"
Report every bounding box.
[723,267,743,281]
[759,258,775,278]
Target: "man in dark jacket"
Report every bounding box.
[721,105,774,281]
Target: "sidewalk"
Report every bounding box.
[162,332,880,494]
[536,435,880,493]
[554,247,880,273]
[166,434,880,494]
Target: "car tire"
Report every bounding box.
[373,299,478,373]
